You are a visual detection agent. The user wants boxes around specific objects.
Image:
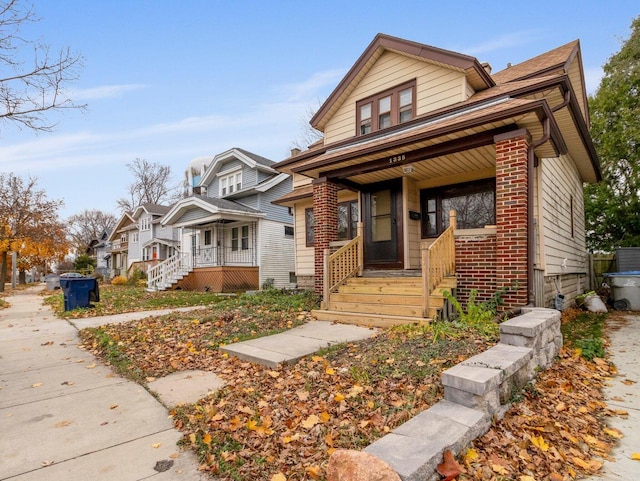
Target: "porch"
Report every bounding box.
[312,214,458,327]
[146,215,261,292]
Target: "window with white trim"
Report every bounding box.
[140,216,151,231]
[131,232,139,243]
[220,171,242,196]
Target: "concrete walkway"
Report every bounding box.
[0,287,206,481]
[584,313,640,481]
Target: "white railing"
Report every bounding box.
[147,252,192,291]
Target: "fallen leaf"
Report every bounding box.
[203,433,212,444]
[109,404,118,410]
[302,414,319,429]
[603,427,624,439]
[325,367,335,375]
[531,435,549,451]
[437,450,462,481]
[333,392,345,402]
[86,363,96,369]
[621,379,636,385]
[152,442,161,448]
[169,452,179,459]
[55,420,72,428]
[271,473,287,481]
[631,452,640,461]
[519,476,536,481]
[31,383,43,388]
[41,460,55,467]
[306,465,321,479]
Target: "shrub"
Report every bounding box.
[127,268,147,286]
[111,275,127,285]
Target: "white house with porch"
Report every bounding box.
[148,148,295,292]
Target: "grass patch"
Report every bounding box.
[560,307,607,360]
[44,284,234,318]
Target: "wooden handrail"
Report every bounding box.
[421,211,457,317]
[323,232,362,308]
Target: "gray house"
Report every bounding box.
[149,148,294,292]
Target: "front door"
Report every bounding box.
[363,180,403,269]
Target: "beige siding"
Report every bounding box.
[324,51,467,144]
[292,173,312,188]
[540,155,587,275]
[294,200,315,276]
[403,177,421,268]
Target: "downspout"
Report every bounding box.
[527,117,550,305]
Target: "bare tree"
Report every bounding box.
[67,209,116,256]
[116,158,181,212]
[0,0,85,134]
[289,100,324,153]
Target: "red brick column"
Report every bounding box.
[494,129,530,308]
[312,178,338,294]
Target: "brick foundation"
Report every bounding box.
[455,234,497,306]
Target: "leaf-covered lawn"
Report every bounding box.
[44,284,235,318]
[79,292,615,481]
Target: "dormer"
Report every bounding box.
[312,33,494,145]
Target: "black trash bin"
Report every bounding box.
[59,274,99,311]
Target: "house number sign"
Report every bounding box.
[388,154,406,165]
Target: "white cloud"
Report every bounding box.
[72,84,148,100]
[279,68,346,102]
[463,30,542,56]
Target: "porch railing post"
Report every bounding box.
[322,248,330,309]
[357,222,364,276]
[449,209,457,230]
[421,241,430,318]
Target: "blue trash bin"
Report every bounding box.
[59,274,99,311]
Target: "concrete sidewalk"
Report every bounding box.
[584,313,640,481]
[0,287,206,481]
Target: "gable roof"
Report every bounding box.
[310,33,495,132]
[199,147,277,187]
[274,35,600,184]
[107,211,134,242]
[162,194,266,227]
[132,203,171,220]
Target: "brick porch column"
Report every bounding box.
[312,178,338,294]
[494,129,530,308]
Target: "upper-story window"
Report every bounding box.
[140,216,151,231]
[356,80,416,136]
[220,170,242,196]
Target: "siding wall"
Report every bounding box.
[259,177,294,224]
[294,200,315,276]
[293,173,313,188]
[404,177,421,269]
[323,51,467,144]
[257,219,296,288]
[539,155,587,275]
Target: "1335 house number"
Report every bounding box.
[388,154,406,164]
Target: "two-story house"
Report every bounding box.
[273,33,601,326]
[148,148,294,292]
[128,203,179,274]
[107,211,135,278]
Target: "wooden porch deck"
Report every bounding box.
[312,274,456,328]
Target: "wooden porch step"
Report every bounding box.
[312,310,430,328]
[330,292,423,306]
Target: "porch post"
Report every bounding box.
[494,129,530,308]
[312,177,339,295]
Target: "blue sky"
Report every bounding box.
[1,1,638,220]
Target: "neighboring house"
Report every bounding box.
[273,33,601,325]
[149,147,294,292]
[86,230,111,276]
[107,212,135,278]
[128,203,179,274]
[184,156,213,196]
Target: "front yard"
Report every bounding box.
[73,286,616,481]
